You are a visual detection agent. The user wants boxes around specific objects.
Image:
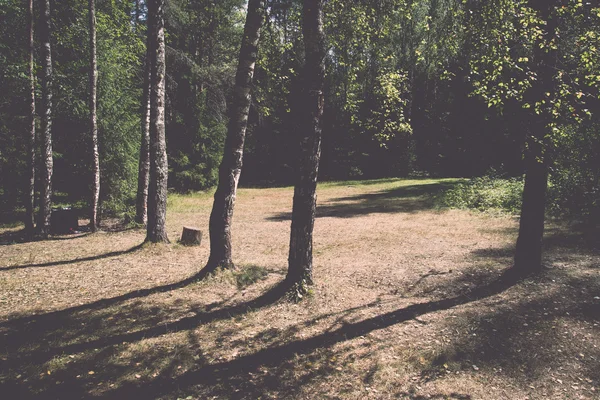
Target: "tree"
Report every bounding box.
[89,0,100,231]
[512,0,558,274]
[145,0,169,243]
[38,0,53,238]
[26,0,35,236]
[135,52,151,226]
[205,0,266,271]
[466,0,600,274]
[286,0,326,295]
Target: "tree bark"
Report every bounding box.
[514,135,548,274]
[181,226,202,246]
[89,0,100,232]
[145,0,169,243]
[513,0,557,275]
[38,0,53,238]
[286,0,326,290]
[26,0,36,236]
[205,0,266,271]
[135,54,151,225]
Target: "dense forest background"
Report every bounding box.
[1,0,599,224]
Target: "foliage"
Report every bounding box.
[548,122,600,223]
[437,176,524,214]
[1,0,600,227]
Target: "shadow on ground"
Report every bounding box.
[1,208,598,399]
[0,244,144,272]
[2,250,597,399]
[268,181,461,221]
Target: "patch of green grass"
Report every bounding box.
[168,190,215,213]
[233,265,270,290]
[436,176,523,214]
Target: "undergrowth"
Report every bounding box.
[436,176,524,214]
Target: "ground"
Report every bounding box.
[0,178,598,400]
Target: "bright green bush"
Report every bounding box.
[437,176,524,214]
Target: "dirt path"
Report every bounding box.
[0,178,598,399]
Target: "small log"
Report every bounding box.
[180,226,202,246]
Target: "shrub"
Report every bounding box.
[437,176,524,214]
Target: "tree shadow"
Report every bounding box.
[0,243,144,272]
[0,228,92,246]
[267,181,461,221]
[418,270,600,390]
[0,266,520,399]
[0,220,138,246]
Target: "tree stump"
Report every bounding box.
[180,226,202,246]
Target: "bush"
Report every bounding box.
[437,176,524,214]
[548,123,600,225]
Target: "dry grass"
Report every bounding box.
[0,178,598,400]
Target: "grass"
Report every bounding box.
[0,177,598,400]
[436,176,524,214]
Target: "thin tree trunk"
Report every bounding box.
[205,0,266,271]
[89,0,100,232]
[286,0,326,292]
[135,0,141,27]
[38,0,53,238]
[513,0,557,275]
[135,54,151,225]
[145,0,169,243]
[26,0,36,236]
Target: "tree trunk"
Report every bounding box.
[513,0,557,275]
[145,0,169,243]
[135,54,151,225]
[38,0,53,238]
[135,0,141,27]
[286,0,326,291]
[26,0,36,236]
[205,0,266,271]
[89,0,100,232]
[514,134,548,274]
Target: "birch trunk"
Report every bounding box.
[26,0,36,236]
[205,0,266,271]
[89,0,100,232]
[286,0,326,291]
[38,0,53,238]
[136,54,151,225]
[145,0,169,243]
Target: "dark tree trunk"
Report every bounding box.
[135,55,151,225]
[514,135,548,273]
[26,0,36,236]
[145,0,169,243]
[38,0,53,238]
[286,0,326,291]
[89,0,100,232]
[513,0,558,275]
[205,0,266,271]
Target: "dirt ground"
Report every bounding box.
[0,178,598,399]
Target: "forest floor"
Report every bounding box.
[0,178,599,400]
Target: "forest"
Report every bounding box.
[0,0,599,399]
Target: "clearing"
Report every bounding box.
[0,178,598,399]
